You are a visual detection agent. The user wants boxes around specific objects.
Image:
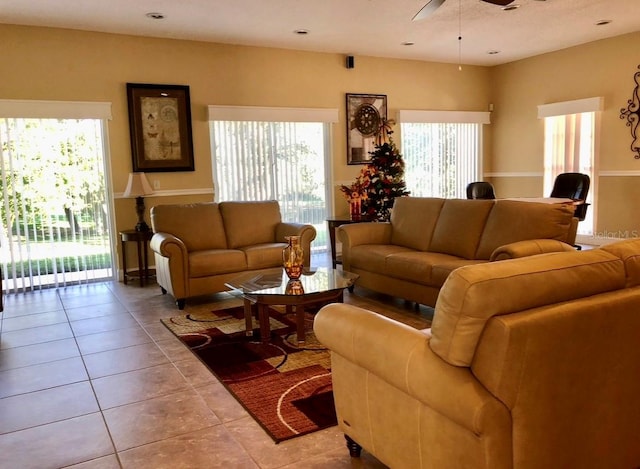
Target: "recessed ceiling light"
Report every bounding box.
[487,50,500,55]
[294,29,309,35]
[145,12,165,20]
[595,19,612,26]
[402,41,415,46]
[502,4,520,11]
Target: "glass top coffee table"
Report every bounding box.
[225,267,358,344]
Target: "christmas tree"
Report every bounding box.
[360,121,410,221]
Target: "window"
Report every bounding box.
[538,97,603,236]
[208,106,338,255]
[0,100,114,292]
[398,110,490,199]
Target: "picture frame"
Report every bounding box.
[346,93,387,165]
[126,83,195,172]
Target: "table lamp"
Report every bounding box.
[123,172,154,232]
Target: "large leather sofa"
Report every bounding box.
[338,197,578,306]
[150,200,316,309]
[315,238,640,468]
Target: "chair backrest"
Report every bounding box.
[550,173,590,200]
[466,181,496,200]
[550,173,590,221]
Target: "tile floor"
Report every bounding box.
[0,255,432,469]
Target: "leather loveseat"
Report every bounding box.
[338,197,578,307]
[150,200,316,309]
[315,238,640,468]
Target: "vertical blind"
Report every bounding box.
[0,100,114,292]
[208,106,338,253]
[398,110,489,199]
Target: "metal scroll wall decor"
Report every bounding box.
[620,64,640,159]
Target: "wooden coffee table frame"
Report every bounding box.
[242,289,345,345]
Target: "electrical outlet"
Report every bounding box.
[153,180,160,190]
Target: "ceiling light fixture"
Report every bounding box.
[145,12,165,20]
[502,4,520,11]
[595,19,612,26]
[402,41,415,46]
[294,29,309,35]
[457,0,462,71]
[487,50,500,55]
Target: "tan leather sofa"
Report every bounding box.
[150,200,316,309]
[339,197,578,307]
[315,238,640,468]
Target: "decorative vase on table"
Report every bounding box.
[283,235,304,280]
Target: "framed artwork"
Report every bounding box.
[126,83,195,172]
[346,93,387,165]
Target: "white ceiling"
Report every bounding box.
[2,0,640,66]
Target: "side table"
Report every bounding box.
[327,217,372,268]
[120,230,155,287]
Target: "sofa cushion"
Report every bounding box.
[430,249,626,367]
[384,251,482,287]
[151,203,227,251]
[189,249,247,277]
[430,258,487,287]
[241,243,287,270]
[600,238,640,287]
[429,199,494,259]
[390,197,445,251]
[220,200,281,249]
[474,200,575,260]
[350,244,415,272]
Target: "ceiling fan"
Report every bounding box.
[412,0,515,21]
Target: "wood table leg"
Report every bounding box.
[243,299,253,337]
[258,303,270,343]
[296,305,306,345]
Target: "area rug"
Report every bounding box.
[161,302,335,443]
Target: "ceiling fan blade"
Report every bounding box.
[481,0,515,5]
[412,0,447,21]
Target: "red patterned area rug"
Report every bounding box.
[161,304,335,443]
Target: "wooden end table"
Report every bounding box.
[120,229,155,287]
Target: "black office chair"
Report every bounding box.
[466,181,496,200]
[550,172,590,221]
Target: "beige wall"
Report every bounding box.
[3,23,639,270]
[489,31,640,241]
[1,24,490,227]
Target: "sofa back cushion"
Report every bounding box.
[150,203,227,251]
[430,249,626,367]
[429,199,494,259]
[390,197,445,251]
[474,200,575,260]
[220,200,281,248]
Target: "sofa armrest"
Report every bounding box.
[276,222,317,266]
[150,232,188,258]
[314,303,507,435]
[337,222,392,270]
[489,239,575,262]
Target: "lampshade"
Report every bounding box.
[123,172,153,198]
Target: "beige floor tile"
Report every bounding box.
[103,389,221,451]
[83,342,169,379]
[0,413,114,469]
[0,381,99,434]
[0,356,88,398]
[280,446,388,468]
[70,312,141,336]
[118,425,258,469]
[1,309,69,332]
[155,336,195,362]
[195,381,250,423]
[92,363,191,409]
[64,454,121,469]
[65,302,130,321]
[141,321,179,341]
[1,293,63,318]
[0,322,73,350]
[172,356,219,387]
[60,291,121,309]
[0,338,79,372]
[75,325,153,355]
